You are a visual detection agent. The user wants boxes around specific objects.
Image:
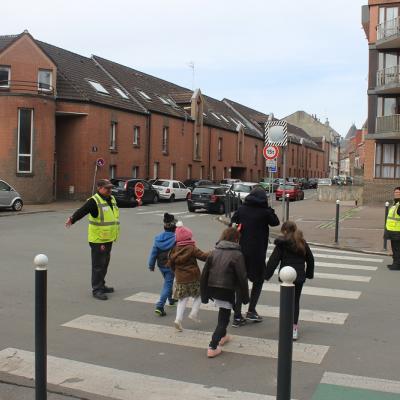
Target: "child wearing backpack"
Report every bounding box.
[200,227,249,358]
[265,221,314,341]
[168,224,209,331]
[147,213,177,316]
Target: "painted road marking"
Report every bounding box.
[0,348,271,400]
[125,292,348,325]
[136,210,167,215]
[272,271,371,282]
[63,315,329,364]
[321,372,400,394]
[261,283,361,299]
[316,262,377,271]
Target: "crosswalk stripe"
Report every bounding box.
[266,250,383,263]
[270,244,377,257]
[0,348,272,400]
[321,372,400,394]
[63,315,329,364]
[125,292,349,325]
[136,210,166,215]
[261,283,361,299]
[316,261,377,271]
[272,270,371,282]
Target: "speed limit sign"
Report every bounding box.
[263,145,279,160]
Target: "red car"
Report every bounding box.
[275,184,304,201]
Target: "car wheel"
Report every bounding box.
[301,193,305,200]
[12,199,23,211]
[169,194,175,203]
[153,194,159,204]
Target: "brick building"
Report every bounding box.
[362,1,400,203]
[0,31,327,203]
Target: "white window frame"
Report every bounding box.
[132,166,139,178]
[139,90,151,100]
[218,137,223,161]
[187,164,192,179]
[220,115,230,123]
[162,127,169,154]
[110,122,117,150]
[212,112,221,120]
[114,87,129,99]
[38,69,52,91]
[200,166,204,179]
[0,66,10,88]
[153,162,159,179]
[109,165,116,179]
[170,164,176,180]
[88,80,109,94]
[158,96,170,105]
[133,126,140,146]
[17,109,34,173]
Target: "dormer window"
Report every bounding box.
[212,112,221,120]
[158,96,170,105]
[38,69,52,91]
[0,66,10,88]
[220,115,230,123]
[138,90,151,100]
[114,87,129,99]
[88,80,109,94]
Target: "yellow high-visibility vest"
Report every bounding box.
[386,203,400,232]
[88,193,120,243]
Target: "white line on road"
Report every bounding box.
[63,315,329,364]
[321,372,400,394]
[0,348,272,400]
[272,270,371,282]
[261,283,361,299]
[316,261,377,271]
[125,292,348,325]
[136,210,166,215]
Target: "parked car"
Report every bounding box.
[152,179,191,201]
[298,178,310,190]
[337,175,353,186]
[259,178,279,192]
[317,178,332,186]
[308,178,318,189]
[0,179,23,211]
[219,178,241,188]
[187,185,234,214]
[183,179,213,191]
[110,178,159,206]
[231,182,260,201]
[275,184,304,201]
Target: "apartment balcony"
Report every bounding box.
[376,114,400,137]
[376,66,400,94]
[376,17,400,49]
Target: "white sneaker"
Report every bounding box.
[188,313,201,323]
[293,326,299,341]
[174,320,183,332]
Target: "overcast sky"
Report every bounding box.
[3,0,368,136]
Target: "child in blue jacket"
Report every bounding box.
[148,213,177,316]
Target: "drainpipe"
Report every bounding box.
[208,126,212,179]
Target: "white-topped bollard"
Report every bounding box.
[34,254,48,400]
[334,200,340,244]
[285,193,290,222]
[277,266,297,400]
[384,201,390,251]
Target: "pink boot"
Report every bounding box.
[207,347,222,358]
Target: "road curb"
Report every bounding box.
[0,210,56,218]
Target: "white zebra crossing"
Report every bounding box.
[125,292,349,325]
[272,270,371,282]
[0,348,272,400]
[63,314,329,364]
[315,261,377,271]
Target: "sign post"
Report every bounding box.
[92,158,105,195]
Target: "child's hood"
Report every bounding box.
[154,231,176,250]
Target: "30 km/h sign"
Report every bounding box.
[134,182,145,199]
[263,145,280,160]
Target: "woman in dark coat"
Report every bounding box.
[231,187,280,326]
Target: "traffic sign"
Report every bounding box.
[270,166,277,173]
[134,182,145,199]
[265,120,288,146]
[266,159,277,167]
[263,145,279,160]
[96,158,105,167]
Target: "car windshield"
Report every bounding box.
[232,184,252,193]
[278,185,295,190]
[318,179,331,184]
[153,180,170,187]
[110,179,126,189]
[192,188,214,194]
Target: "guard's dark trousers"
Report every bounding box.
[90,242,113,293]
[391,240,400,267]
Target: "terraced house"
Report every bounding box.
[0,31,326,203]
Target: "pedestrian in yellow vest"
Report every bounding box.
[65,179,142,299]
[385,187,400,271]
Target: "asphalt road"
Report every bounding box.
[0,198,399,399]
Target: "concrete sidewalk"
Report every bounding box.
[0,201,83,218]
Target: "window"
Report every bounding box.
[158,96,170,105]
[375,142,400,178]
[212,112,221,120]
[109,165,116,179]
[187,164,192,179]
[254,144,258,165]
[377,97,400,116]
[220,115,230,123]
[292,148,295,165]
[132,166,139,178]
[217,138,223,161]
[0,66,10,88]
[170,164,176,179]
[200,166,204,179]
[316,154,319,169]
[138,90,151,100]
[17,109,33,173]
[162,127,169,154]
[195,133,200,159]
[153,162,159,179]
[88,80,109,94]
[133,126,140,146]
[211,167,216,181]
[0,181,11,191]
[114,87,129,99]
[110,122,117,150]
[38,69,52,91]
[223,167,227,179]
[238,139,243,162]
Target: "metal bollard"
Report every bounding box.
[276,266,297,400]
[34,254,48,400]
[285,194,290,222]
[334,200,340,244]
[384,201,390,251]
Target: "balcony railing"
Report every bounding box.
[377,16,400,40]
[376,66,400,88]
[0,80,55,95]
[376,114,400,133]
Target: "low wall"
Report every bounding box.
[317,186,364,204]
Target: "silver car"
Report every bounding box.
[0,179,23,211]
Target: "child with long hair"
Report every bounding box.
[200,227,249,358]
[265,221,314,340]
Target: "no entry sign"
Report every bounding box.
[134,182,145,199]
[263,145,279,160]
